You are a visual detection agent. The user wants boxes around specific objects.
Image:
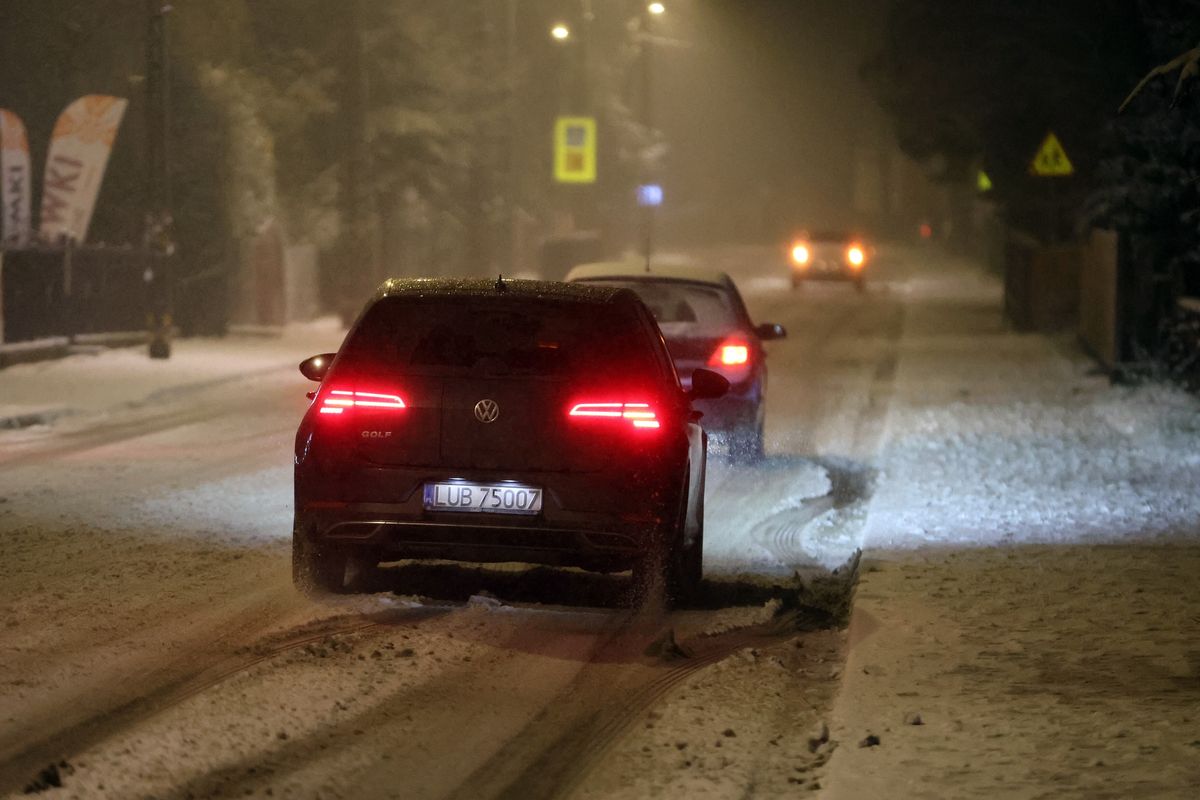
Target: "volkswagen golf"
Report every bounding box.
[293,277,728,603]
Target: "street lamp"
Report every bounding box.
[146,0,174,359]
[648,2,665,14]
[550,22,571,41]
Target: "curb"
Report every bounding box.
[0,332,151,370]
[0,338,70,369]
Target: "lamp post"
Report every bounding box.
[145,1,174,359]
[639,2,662,271]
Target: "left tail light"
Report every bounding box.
[568,401,661,430]
[318,388,407,415]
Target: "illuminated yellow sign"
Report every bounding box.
[1030,132,1074,177]
[554,117,596,184]
[977,170,993,192]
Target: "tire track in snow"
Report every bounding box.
[442,610,812,800]
[157,604,643,800]
[0,606,442,796]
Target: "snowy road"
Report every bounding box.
[3,245,1196,798]
[0,247,886,798]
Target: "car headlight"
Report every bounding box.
[791,243,810,266]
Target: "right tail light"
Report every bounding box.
[568,400,662,431]
[708,336,752,382]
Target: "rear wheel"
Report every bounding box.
[292,521,347,596]
[345,553,383,593]
[671,471,704,604]
[633,484,703,608]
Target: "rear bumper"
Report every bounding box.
[678,365,764,435]
[296,464,683,572]
[304,512,642,572]
[693,394,759,433]
[685,370,763,434]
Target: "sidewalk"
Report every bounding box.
[0,319,344,430]
[820,253,1200,798]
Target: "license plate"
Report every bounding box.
[423,482,543,515]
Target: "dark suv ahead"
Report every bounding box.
[293,278,728,602]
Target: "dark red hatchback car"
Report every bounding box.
[566,264,786,461]
[293,278,728,602]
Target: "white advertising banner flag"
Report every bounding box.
[0,109,32,246]
[39,95,128,244]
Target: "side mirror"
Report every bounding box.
[755,322,787,341]
[689,368,730,401]
[299,353,335,382]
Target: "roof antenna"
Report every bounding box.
[495,273,508,292]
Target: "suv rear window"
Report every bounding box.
[338,296,661,380]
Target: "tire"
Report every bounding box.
[632,482,701,608]
[629,548,663,605]
[292,521,347,596]
[345,553,383,593]
[671,469,705,605]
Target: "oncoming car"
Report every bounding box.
[565,263,786,461]
[293,278,729,602]
[788,231,870,290]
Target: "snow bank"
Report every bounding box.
[866,385,1200,548]
[0,318,344,425]
[846,245,1200,550]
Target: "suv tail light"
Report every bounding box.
[568,401,661,430]
[708,336,752,383]
[319,388,407,415]
[711,341,749,366]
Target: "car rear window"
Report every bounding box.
[337,295,661,380]
[581,280,738,338]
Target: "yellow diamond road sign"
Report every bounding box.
[1030,132,1074,177]
[554,116,596,184]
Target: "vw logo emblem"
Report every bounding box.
[474,399,500,424]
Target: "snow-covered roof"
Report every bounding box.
[565,260,730,287]
[374,277,623,304]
